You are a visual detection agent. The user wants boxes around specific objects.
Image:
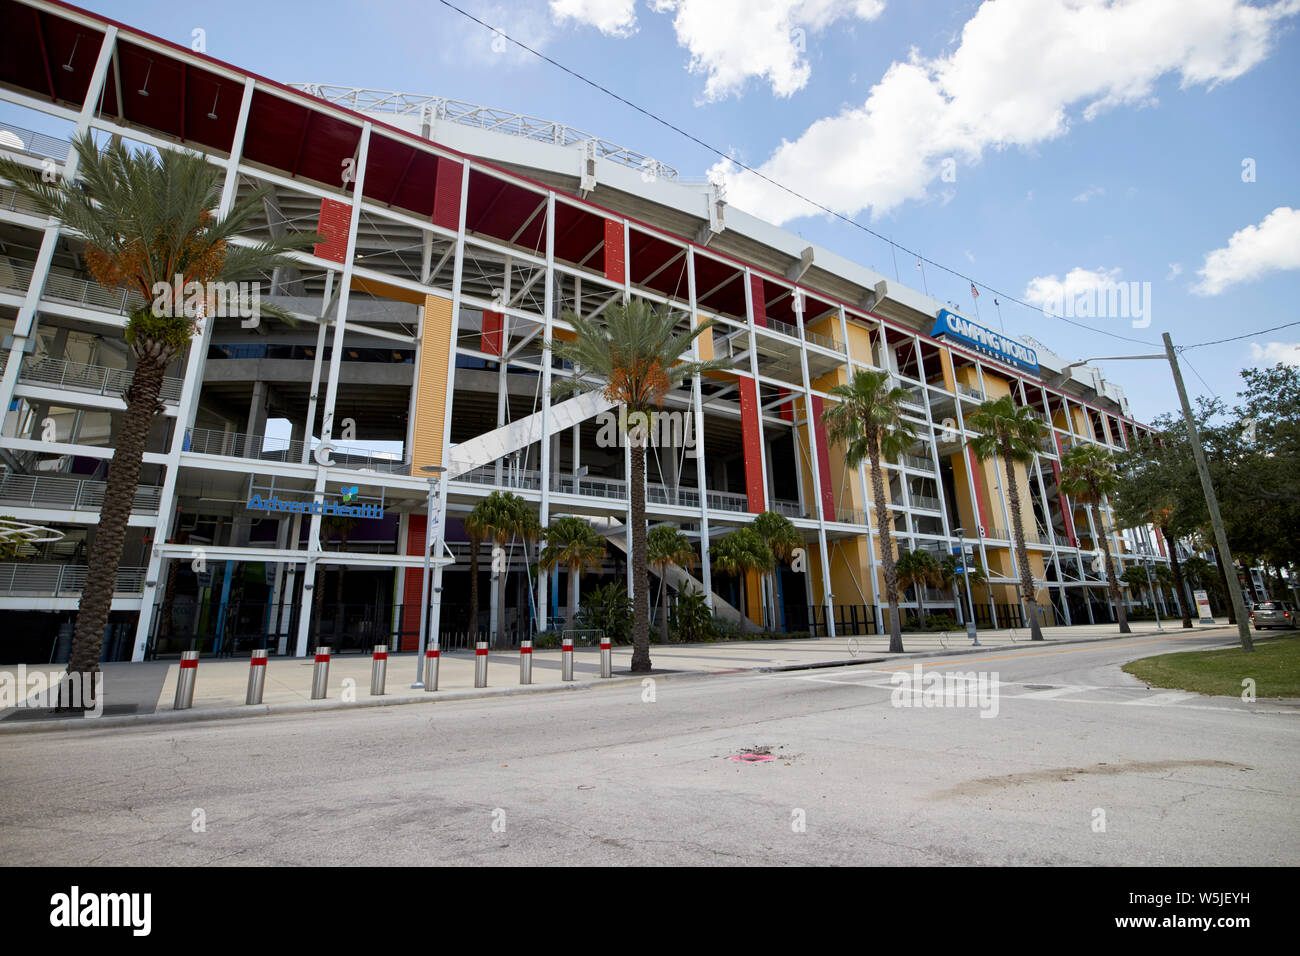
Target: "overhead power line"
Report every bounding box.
[1178,320,1300,351]
[436,0,1159,347]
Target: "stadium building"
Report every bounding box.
[0,0,1176,662]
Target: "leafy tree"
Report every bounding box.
[710,527,773,636]
[539,516,607,627]
[575,581,632,644]
[646,523,695,644]
[752,510,802,630]
[937,553,987,626]
[549,297,726,671]
[468,491,538,647]
[1121,565,1150,608]
[669,584,715,643]
[821,369,918,653]
[0,133,315,692]
[1060,444,1130,634]
[965,396,1049,640]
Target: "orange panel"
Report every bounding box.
[411,294,454,473]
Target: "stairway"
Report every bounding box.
[445,390,616,480]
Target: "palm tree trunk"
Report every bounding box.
[737,573,748,636]
[1002,450,1044,640]
[868,443,904,653]
[629,437,651,671]
[658,571,669,644]
[1093,503,1130,633]
[67,340,171,699]
[1161,526,1192,628]
[468,537,480,638]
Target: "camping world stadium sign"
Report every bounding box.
[931,309,1039,374]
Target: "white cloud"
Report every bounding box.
[1192,206,1300,295]
[1249,341,1300,366]
[1025,266,1124,310]
[1167,262,1183,279]
[648,0,887,100]
[1073,185,1106,202]
[456,2,557,66]
[712,0,1300,223]
[549,0,639,36]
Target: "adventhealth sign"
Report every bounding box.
[931,310,1039,374]
[247,493,383,519]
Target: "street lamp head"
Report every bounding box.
[419,464,447,474]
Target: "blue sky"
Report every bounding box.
[46,1,1300,420]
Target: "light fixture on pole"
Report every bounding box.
[954,527,979,645]
[412,464,447,688]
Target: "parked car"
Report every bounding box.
[1251,601,1296,630]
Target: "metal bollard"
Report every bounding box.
[424,648,440,692]
[311,646,331,700]
[173,650,198,710]
[561,637,574,681]
[246,648,268,705]
[600,638,612,678]
[519,640,532,684]
[370,644,388,696]
[474,641,488,688]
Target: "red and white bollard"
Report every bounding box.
[311,646,331,699]
[474,641,488,688]
[423,647,440,692]
[561,637,574,682]
[519,640,533,684]
[370,644,388,696]
[246,648,267,705]
[173,650,198,710]
[600,637,612,678]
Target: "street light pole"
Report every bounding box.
[1043,340,1253,651]
[413,465,447,687]
[955,527,979,646]
[1162,333,1252,652]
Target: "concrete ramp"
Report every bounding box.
[446,391,615,480]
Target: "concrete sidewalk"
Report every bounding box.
[0,620,1237,732]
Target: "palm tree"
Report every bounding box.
[1121,565,1150,611]
[710,528,773,635]
[0,133,314,692]
[821,369,918,653]
[1060,443,1131,634]
[539,516,607,628]
[895,548,941,629]
[472,491,539,648]
[938,553,987,626]
[548,297,727,671]
[965,396,1049,640]
[646,523,696,643]
[1153,563,1176,614]
[752,510,802,631]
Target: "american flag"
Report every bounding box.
[970,283,980,299]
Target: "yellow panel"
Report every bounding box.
[745,569,763,627]
[411,294,453,474]
[350,275,426,306]
[696,313,715,362]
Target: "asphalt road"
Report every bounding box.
[2,630,1296,865]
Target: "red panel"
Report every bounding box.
[749,274,767,327]
[433,156,464,230]
[809,396,835,520]
[400,515,427,651]
[481,310,503,356]
[604,218,625,285]
[313,198,351,263]
[737,376,764,513]
[1155,530,1167,558]
[1050,437,1076,546]
[967,446,991,537]
[777,387,794,422]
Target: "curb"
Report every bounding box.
[0,624,1235,735]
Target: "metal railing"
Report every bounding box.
[0,185,48,218]
[902,454,936,472]
[0,120,71,161]
[0,563,147,595]
[184,427,409,473]
[0,470,162,513]
[909,494,942,512]
[15,355,183,404]
[0,258,148,316]
[956,382,984,400]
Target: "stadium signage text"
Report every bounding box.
[246,493,383,519]
[931,309,1039,374]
